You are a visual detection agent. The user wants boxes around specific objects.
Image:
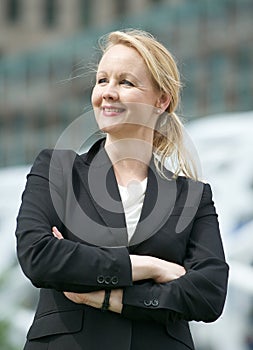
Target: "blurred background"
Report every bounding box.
[0,0,252,349]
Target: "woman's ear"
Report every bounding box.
[156,93,171,112]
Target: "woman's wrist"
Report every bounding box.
[148,256,161,280]
[130,255,155,281]
[101,289,111,312]
[108,289,123,314]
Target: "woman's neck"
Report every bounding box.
[104,133,153,186]
[113,159,149,186]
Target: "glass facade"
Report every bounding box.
[0,0,252,166]
[6,0,21,23]
[44,0,57,27]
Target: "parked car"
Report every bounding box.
[187,111,253,350]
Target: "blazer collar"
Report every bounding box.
[76,138,182,247]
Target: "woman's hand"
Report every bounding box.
[130,255,186,283]
[52,226,64,239]
[150,256,186,283]
[63,289,123,314]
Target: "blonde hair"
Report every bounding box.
[98,29,199,180]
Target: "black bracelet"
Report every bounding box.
[101,289,111,312]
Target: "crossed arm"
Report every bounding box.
[52,226,186,314]
[16,150,228,324]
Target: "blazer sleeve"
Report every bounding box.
[15,149,132,292]
[121,183,229,324]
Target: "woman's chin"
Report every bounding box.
[100,123,124,135]
[97,117,128,135]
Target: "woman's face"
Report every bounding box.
[91,44,161,137]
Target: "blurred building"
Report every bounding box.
[0,0,252,167]
[0,0,161,55]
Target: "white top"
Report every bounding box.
[118,178,147,242]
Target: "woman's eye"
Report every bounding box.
[97,78,107,84]
[121,79,134,87]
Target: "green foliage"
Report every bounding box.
[0,320,19,350]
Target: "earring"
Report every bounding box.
[157,108,162,114]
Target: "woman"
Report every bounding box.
[16,29,229,350]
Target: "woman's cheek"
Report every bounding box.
[91,87,100,108]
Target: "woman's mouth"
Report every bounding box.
[102,106,125,116]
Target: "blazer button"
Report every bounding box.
[111,276,119,285]
[97,275,104,284]
[144,300,152,307]
[104,276,111,284]
[151,299,159,307]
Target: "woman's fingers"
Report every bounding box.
[152,259,186,283]
[63,290,104,308]
[52,226,64,239]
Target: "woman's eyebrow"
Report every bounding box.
[119,72,140,82]
[96,70,107,76]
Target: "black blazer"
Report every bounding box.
[15,138,229,350]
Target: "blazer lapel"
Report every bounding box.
[129,160,180,246]
[130,160,204,248]
[76,139,128,247]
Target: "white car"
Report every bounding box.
[187,111,253,350]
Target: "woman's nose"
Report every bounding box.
[102,84,119,101]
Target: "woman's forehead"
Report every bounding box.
[100,44,143,64]
[98,44,148,74]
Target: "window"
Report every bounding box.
[6,0,20,23]
[114,0,128,16]
[80,0,92,26]
[150,0,163,4]
[44,0,57,27]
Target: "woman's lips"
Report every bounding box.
[102,106,125,116]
